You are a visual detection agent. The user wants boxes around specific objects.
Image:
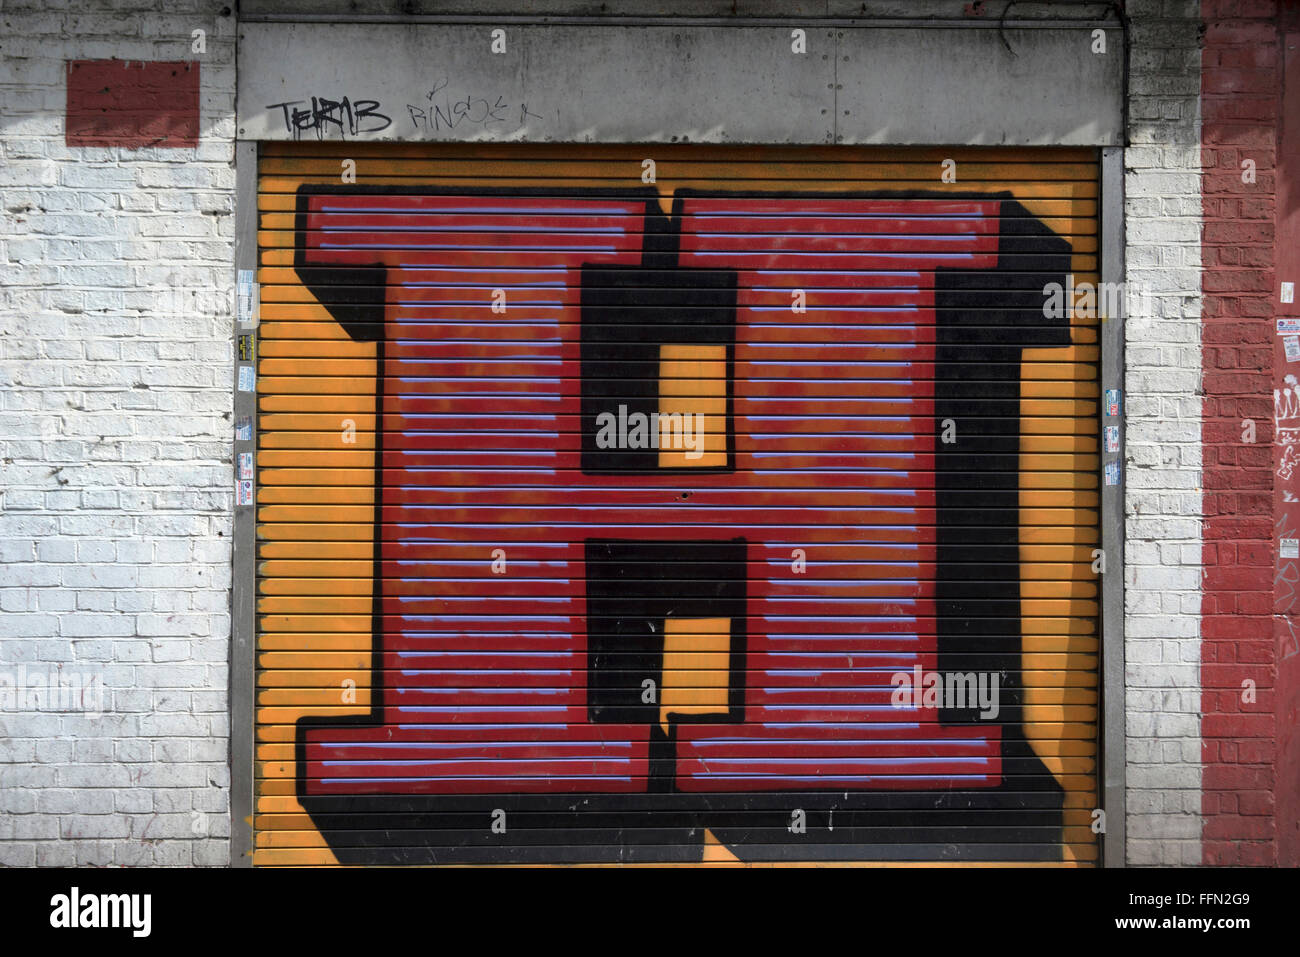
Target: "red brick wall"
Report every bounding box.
[1274,16,1300,875]
[1200,0,1285,867]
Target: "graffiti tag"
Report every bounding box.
[267,97,393,138]
[405,79,543,135]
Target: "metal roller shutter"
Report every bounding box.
[252,144,1102,866]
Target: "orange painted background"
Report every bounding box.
[252,144,1101,866]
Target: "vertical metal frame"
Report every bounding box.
[1099,145,1126,867]
[230,138,258,866]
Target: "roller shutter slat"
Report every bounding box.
[254,144,1101,866]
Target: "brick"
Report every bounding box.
[0,2,235,871]
[65,60,199,149]
[1200,1,1287,864]
[1122,0,1206,866]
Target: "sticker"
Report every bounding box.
[234,416,252,442]
[237,333,255,362]
[237,365,255,392]
[236,480,254,506]
[1286,336,1300,363]
[1104,461,1121,486]
[237,269,259,327]
[238,451,254,480]
[1283,539,1299,560]
[1105,426,1119,453]
[1105,389,1121,417]
[1278,318,1300,334]
[1283,282,1295,304]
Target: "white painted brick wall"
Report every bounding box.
[1122,0,1205,866]
[0,0,236,866]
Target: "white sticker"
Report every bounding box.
[1279,318,1300,335]
[237,365,256,392]
[1286,336,1300,363]
[1104,425,1119,453]
[1283,538,1299,560]
[236,480,254,506]
[1283,281,1295,304]
[238,451,254,480]
[237,269,260,328]
[1104,462,1120,486]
